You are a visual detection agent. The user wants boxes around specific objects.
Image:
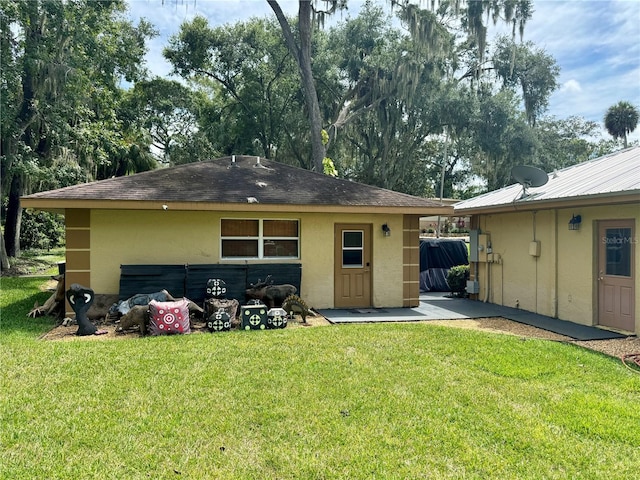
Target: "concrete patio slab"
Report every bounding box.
[318,292,628,341]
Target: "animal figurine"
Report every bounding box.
[282,295,312,324]
[109,290,175,316]
[66,284,107,336]
[115,305,149,335]
[245,275,297,308]
[115,300,204,336]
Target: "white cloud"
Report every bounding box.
[560,80,582,93]
[506,0,640,141]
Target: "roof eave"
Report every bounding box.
[21,198,453,216]
[454,191,640,215]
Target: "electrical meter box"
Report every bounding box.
[529,241,541,257]
[469,230,490,262]
[477,234,489,262]
[469,230,479,261]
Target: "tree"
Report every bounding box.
[604,101,639,148]
[123,78,203,165]
[0,0,156,257]
[0,230,9,272]
[266,0,343,172]
[326,2,432,192]
[266,0,532,172]
[492,36,559,127]
[164,15,325,168]
[326,1,450,144]
[471,89,538,191]
[534,116,603,171]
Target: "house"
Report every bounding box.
[22,155,451,313]
[454,147,640,335]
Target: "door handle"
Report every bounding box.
[598,271,604,281]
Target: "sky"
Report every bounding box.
[125,0,640,142]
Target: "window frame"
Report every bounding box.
[220,218,300,260]
[341,229,364,268]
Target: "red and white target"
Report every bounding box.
[156,307,184,332]
[148,299,191,335]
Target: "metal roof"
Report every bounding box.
[454,146,640,213]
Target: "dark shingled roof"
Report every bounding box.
[23,156,445,210]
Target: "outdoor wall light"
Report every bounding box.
[568,214,582,230]
[382,223,391,237]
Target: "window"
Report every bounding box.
[221,219,299,259]
[605,227,632,277]
[342,230,363,267]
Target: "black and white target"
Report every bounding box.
[268,308,288,329]
[206,309,231,332]
[206,278,227,299]
[241,305,267,330]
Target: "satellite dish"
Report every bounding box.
[511,165,548,198]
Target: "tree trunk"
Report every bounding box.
[0,230,10,271]
[4,1,39,258]
[4,173,23,258]
[267,0,325,172]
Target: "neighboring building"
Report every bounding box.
[22,155,451,312]
[454,147,640,335]
[419,198,469,235]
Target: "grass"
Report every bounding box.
[2,247,65,277]
[1,277,639,479]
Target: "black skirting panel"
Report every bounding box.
[119,264,187,300]
[119,263,302,304]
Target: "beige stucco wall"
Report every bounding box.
[472,203,639,334]
[89,210,404,309]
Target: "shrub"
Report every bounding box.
[19,210,64,250]
[447,264,469,297]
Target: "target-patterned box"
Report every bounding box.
[205,278,227,300]
[267,308,288,329]
[240,304,268,330]
[206,309,232,332]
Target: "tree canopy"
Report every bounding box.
[0,0,629,264]
[1,0,156,256]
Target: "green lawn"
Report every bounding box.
[3,247,66,277]
[1,277,639,479]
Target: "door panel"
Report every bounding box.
[334,224,372,308]
[598,220,635,331]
